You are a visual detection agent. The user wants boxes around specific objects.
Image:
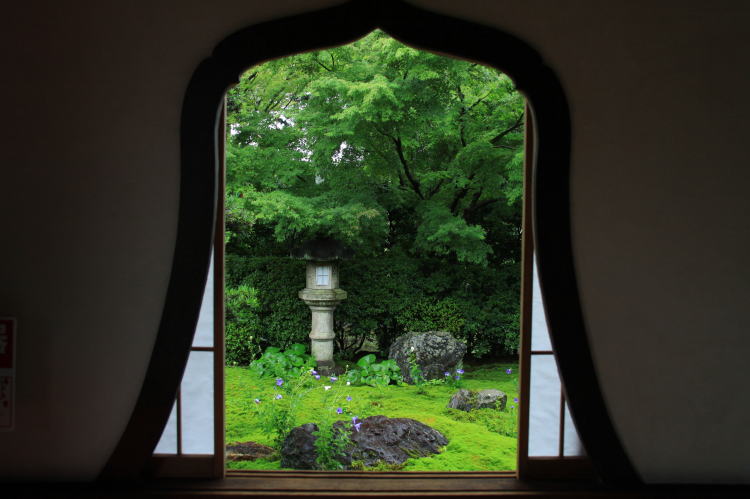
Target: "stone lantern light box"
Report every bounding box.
[293,238,352,372]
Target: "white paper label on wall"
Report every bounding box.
[0,318,16,431]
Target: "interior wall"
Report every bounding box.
[1,0,748,483]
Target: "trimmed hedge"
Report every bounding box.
[225,253,520,365]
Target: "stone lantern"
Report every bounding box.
[293,238,350,372]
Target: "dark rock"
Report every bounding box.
[349,415,448,466]
[280,416,448,470]
[281,423,320,469]
[388,331,466,383]
[225,441,275,461]
[447,388,507,412]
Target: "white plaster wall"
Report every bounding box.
[1,0,749,483]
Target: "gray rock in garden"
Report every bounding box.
[280,416,448,470]
[446,389,473,411]
[388,331,466,383]
[447,388,507,412]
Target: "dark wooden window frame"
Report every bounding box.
[101,0,639,489]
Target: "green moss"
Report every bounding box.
[225,362,519,471]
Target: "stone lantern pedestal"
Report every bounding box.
[299,281,346,371]
[293,238,350,373]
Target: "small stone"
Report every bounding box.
[476,389,507,411]
[447,388,507,412]
[225,441,275,461]
[446,389,473,411]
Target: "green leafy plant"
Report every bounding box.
[253,373,315,450]
[311,382,356,470]
[345,354,403,387]
[249,343,316,379]
[444,364,465,389]
[406,349,429,394]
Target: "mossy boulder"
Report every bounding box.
[389,331,466,383]
[280,416,448,469]
[447,388,507,412]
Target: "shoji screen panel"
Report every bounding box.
[151,104,225,478]
[518,108,591,479]
[527,259,585,458]
[151,252,223,477]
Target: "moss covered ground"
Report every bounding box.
[225,361,519,471]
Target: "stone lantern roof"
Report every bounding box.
[290,236,354,262]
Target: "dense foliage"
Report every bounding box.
[224,31,524,363]
[226,254,519,359]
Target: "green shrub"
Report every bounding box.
[336,255,422,354]
[227,255,310,351]
[225,284,261,365]
[395,297,465,335]
[250,343,316,379]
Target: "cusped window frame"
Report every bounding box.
[102,0,637,484]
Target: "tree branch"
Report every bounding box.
[456,85,468,147]
[373,126,423,199]
[465,196,503,217]
[314,55,333,72]
[490,112,524,146]
[468,89,494,111]
[391,136,423,199]
[428,178,446,198]
[449,173,476,214]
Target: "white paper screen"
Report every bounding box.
[154,400,178,454]
[192,254,214,348]
[528,254,585,457]
[181,350,214,454]
[530,259,552,351]
[528,354,561,456]
[563,401,585,456]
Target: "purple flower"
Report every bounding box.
[330,376,338,382]
[510,405,515,410]
[353,422,362,432]
[314,374,321,380]
[275,394,283,400]
[456,369,464,375]
[254,398,260,404]
[352,416,359,423]
[505,368,512,374]
[336,407,343,414]
[444,372,450,377]
[454,376,461,380]
[275,378,284,386]
[346,396,352,401]
[513,397,519,403]
[311,370,318,375]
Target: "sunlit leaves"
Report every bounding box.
[225,29,524,264]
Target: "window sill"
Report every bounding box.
[144,470,597,497]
